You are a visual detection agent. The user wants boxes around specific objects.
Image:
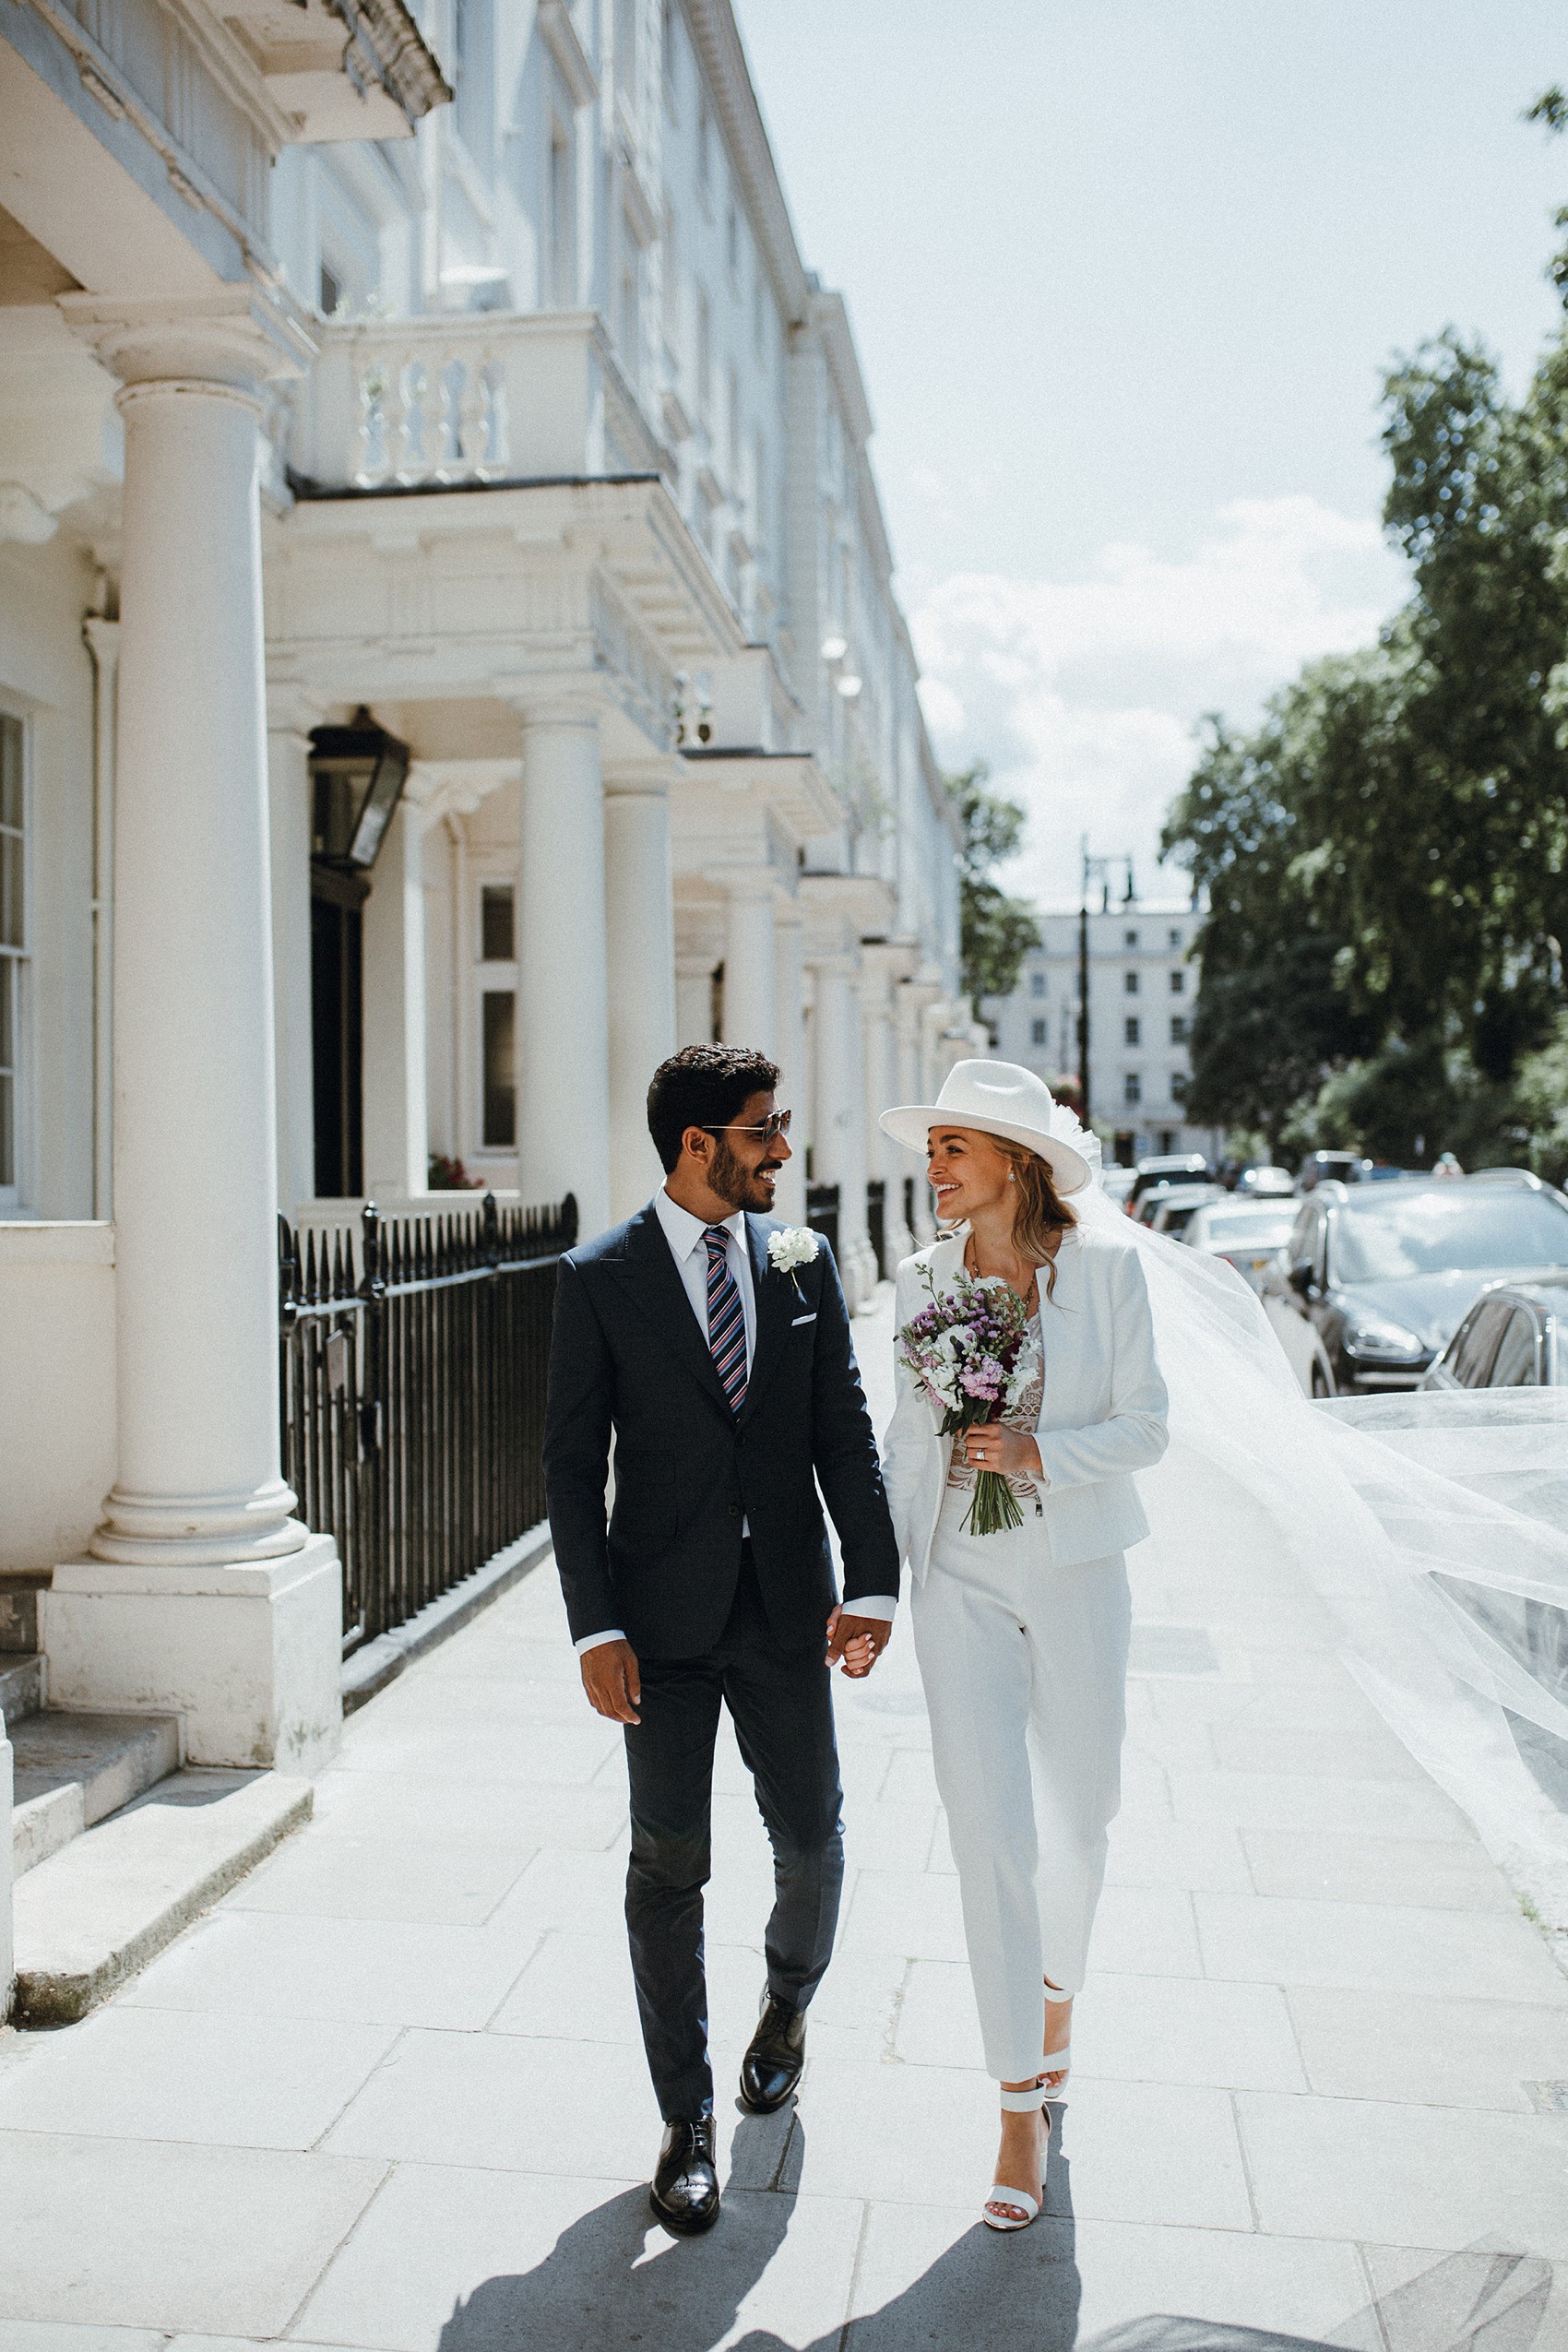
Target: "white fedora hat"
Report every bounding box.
[879,1059,1092,1195]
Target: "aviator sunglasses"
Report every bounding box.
[699,1109,793,1146]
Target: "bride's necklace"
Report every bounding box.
[963,1235,1042,1317]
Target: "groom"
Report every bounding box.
[543,1044,900,2234]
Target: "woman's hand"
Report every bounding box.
[960,1423,1042,1480]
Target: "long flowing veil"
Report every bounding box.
[1047,1101,1568,1899]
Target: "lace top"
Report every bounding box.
[944,1310,1044,1506]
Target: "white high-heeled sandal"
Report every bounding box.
[981,2080,1051,2232]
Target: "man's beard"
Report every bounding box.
[710,1134,781,1211]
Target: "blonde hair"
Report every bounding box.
[994,1136,1077,1301]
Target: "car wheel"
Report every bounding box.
[1310,1360,1334,1399]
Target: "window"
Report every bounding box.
[1451,1300,1510,1388]
[1123,1072,1141,1106]
[1030,1018,1047,1046]
[1123,969,1139,996]
[451,0,492,162]
[1169,927,1182,949]
[319,262,341,317]
[549,118,576,306]
[1124,929,1138,947]
[1158,1128,1177,1154]
[480,885,515,962]
[1171,1072,1189,1103]
[1123,1016,1140,1046]
[695,287,711,419]
[1490,1308,1541,1388]
[0,713,25,1201]
[1029,970,1046,998]
[481,992,516,1148]
[1170,968,1185,995]
[618,228,641,368]
[1170,1014,1188,1044]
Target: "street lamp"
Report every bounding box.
[308,707,410,873]
[1076,837,1134,1130]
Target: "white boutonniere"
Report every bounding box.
[766,1225,820,1274]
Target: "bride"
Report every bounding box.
[871,1055,1568,2240]
[876,1060,1167,2231]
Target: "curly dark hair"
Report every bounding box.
[647,1044,782,1173]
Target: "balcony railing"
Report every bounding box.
[290,311,665,495]
[279,1190,576,1651]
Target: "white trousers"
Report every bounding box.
[911,1495,1131,2083]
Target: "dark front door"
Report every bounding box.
[312,868,367,1197]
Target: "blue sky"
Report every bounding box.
[733,1,1568,900]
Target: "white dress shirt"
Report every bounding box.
[575,1187,897,1653]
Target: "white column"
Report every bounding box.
[605,766,677,1220]
[266,694,318,1218]
[720,871,778,1054]
[47,291,340,1775]
[0,1716,12,2023]
[362,798,430,1198]
[516,704,611,1240]
[863,982,910,1267]
[811,955,873,1306]
[899,993,936,1244]
[772,898,807,1225]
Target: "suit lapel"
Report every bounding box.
[604,1206,731,1415]
[739,1215,789,1421]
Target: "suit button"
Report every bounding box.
[728,1504,741,1517]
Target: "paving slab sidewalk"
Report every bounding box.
[2,1288,1567,2351]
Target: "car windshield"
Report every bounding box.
[1331,1189,1568,1285]
[1199,1209,1296,1250]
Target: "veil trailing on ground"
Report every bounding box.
[1046,1101,1568,1895]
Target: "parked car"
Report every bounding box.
[1261,1173,1568,1397]
[1422,1271,1568,1390]
[1100,1167,1137,1208]
[1145,1182,1226,1239]
[1236,1163,1295,1199]
[1296,1150,1371,1194]
[1183,1198,1300,1293]
[1128,1153,1211,1213]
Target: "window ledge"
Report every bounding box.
[0,1219,115,1265]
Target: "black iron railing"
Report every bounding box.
[866,1179,886,1279]
[279,1191,576,1651]
[806,1181,840,1262]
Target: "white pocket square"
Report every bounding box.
[791,1312,817,1326]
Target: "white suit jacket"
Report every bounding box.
[881,1227,1170,1583]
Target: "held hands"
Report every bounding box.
[826,1605,890,1679]
[959,1423,1043,1481]
[580,1637,642,1725]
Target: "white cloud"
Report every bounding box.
[911,496,1407,903]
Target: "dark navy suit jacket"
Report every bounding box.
[543,1203,900,1658]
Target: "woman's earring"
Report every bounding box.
[1006,1171,1015,1182]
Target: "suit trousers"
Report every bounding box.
[911,1490,1131,2082]
[624,1549,845,2120]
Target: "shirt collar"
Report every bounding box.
[654,1186,746,1263]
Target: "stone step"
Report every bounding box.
[9,1768,313,2026]
[11,1709,181,1879]
[0,1652,43,1728]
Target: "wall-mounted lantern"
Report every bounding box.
[308,707,410,873]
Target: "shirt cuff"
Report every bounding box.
[575,1629,627,1655]
[841,1596,897,1621]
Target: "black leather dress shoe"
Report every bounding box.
[649,2117,720,2235]
[739,1995,807,2114]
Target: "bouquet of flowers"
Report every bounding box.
[897,1269,1041,1536]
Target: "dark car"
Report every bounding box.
[1422,1271,1568,1390]
[1127,1153,1210,1213]
[1262,1175,1568,1397]
[1296,1150,1370,1194]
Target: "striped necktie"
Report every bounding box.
[704,1225,748,1413]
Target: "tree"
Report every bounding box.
[945,761,1042,1016]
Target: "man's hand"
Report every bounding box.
[826,1607,890,1678]
[580,1638,642,1724]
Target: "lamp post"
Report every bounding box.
[1076,837,1134,1130]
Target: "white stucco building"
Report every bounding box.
[0,0,968,1915]
[985,897,1222,1169]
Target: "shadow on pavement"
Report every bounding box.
[435,2106,1554,2352]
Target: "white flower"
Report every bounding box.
[767,1225,821,1274]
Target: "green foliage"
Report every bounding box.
[945,761,1042,1016]
[1163,296,1568,1163]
